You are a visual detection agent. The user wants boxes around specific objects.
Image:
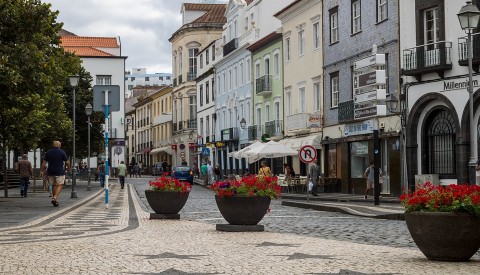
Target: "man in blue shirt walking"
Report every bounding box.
[41,141,71,207]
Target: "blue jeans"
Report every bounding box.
[19,177,29,194]
[99,173,105,187]
[119,176,125,188]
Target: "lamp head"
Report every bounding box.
[458,1,480,33]
[240,118,246,129]
[386,94,399,113]
[85,103,93,116]
[69,76,80,87]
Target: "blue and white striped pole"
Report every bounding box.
[104,90,110,208]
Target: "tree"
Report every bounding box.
[0,0,82,196]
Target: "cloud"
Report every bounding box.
[44,0,194,74]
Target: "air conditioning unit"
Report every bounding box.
[414,174,439,186]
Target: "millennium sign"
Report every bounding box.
[443,79,479,91]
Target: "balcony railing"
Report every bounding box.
[402,41,452,79]
[265,120,283,137]
[223,38,238,56]
[286,113,308,131]
[247,125,263,141]
[187,72,197,82]
[255,75,272,96]
[221,127,239,141]
[338,100,354,123]
[186,119,197,129]
[458,33,480,69]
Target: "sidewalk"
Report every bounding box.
[193,178,405,220]
[0,178,105,229]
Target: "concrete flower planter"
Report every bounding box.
[215,195,271,231]
[145,190,189,219]
[405,211,480,261]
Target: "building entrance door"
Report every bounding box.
[381,139,390,194]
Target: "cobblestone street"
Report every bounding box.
[0,177,478,274]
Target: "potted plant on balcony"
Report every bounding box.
[210,175,281,232]
[400,182,480,261]
[145,174,192,219]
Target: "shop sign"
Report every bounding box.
[354,89,386,104]
[354,105,386,120]
[215,141,225,147]
[353,54,386,70]
[222,129,230,141]
[307,114,321,128]
[354,70,386,89]
[344,120,374,137]
[443,78,479,91]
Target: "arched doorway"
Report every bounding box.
[423,109,456,177]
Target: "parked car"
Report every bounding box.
[171,166,193,185]
[152,162,163,176]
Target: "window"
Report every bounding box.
[377,0,387,22]
[313,82,321,112]
[97,75,111,85]
[124,76,128,80]
[234,20,238,38]
[256,108,262,125]
[189,95,196,120]
[128,85,133,90]
[206,116,210,136]
[265,104,270,122]
[179,52,183,74]
[145,77,149,81]
[298,30,305,56]
[299,87,306,113]
[274,102,280,120]
[273,53,279,77]
[255,62,261,79]
[286,92,291,116]
[131,76,135,81]
[245,17,249,30]
[206,49,210,65]
[285,37,291,61]
[352,1,361,34]
[331,72,339,108]
[313,22,320,49]
[200,118,204,137]
[200,54,203,69]
[199,84,203,107]
[189,48,199,75]
[330,8,338,43]
[328,144,337,177]
[234,66,238,88]
[223,73,226,93]
[424,7,439,45]
[212,45,216,61]
[425,109,456,175]
[264,58,270,75]
[240,63,244,85]
[246,59,251,82]
[212,79,215,101]
[229,70,232,90]
[206,82,210,104]
[350,141,369,178]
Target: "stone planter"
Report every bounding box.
[215,195,271,231]
[405,211,480,261]
[145,190,190,219]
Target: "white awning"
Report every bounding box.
[279,134,322,150]
[149,146,172,155]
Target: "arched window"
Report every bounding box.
[424,109,456,175]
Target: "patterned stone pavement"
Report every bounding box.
[0,179,479,274]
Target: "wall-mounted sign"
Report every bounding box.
[171,144,177,150]
[354,89,386,104]
[353,54,386,70]
[443,78,479,91]
[344,120,374,137]
[308,114,322,128]
[179,144,185,150]
[215,141,225,147]
[354,70,386,89]
[354,105,387,120]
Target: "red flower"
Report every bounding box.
[148,176,192,193]
[210,175,281,199]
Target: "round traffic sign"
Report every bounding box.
[299,145,317,163]
[179,151,185,158]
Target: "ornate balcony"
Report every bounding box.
[223,38,238,56]
[187,72,197,82]
[186,118,197,129]
[265,120,283,137]
[247,125,263,141]
[402,41,452,81]
[458,33,480,72]
[255,75,272,96]
[221,127,239,141]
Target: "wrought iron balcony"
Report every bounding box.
[221,127,239,141]
[255,75,272,96]
[186,119,197,129]
[338,100,354,123]
[223,38,238,56]
[458,33,480,71]
[247,125,263,141]
[265,120,283,137]
[402,41,452,80]
[187,72,197,82]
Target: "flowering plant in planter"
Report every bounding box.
[210,175,281,199]
[400,182,480,216]
[148,176,192,193]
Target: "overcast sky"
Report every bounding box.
[44,0,226,74]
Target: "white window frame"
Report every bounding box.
[206,81,210,104]
[286,91,291,116]
[313,22,320,49]
[96,75,111,85]
[298,30,305,56]
[256,107,262,125]
[199,84,204,107]
[313,82,321,112]
[299,86,306,113]
[424,7,440,45]
[352,1,361,34]
[240,62,244,85]
[331,73,339,108]
[246,58,251,82]
[265,104,270,122]
[285,37,291,61]
[377,0,388,22]
[199,54,203,69]
[330,11,338,44]
[273,52,279,78]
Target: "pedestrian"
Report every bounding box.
[213,164,221,183]
[283,163,293,185]
[16,154,32,197]
[258,161,272,177]
[137,161,143,177]
[193,161,199,178]
[118,161,127,189]
[161,160,168,175]
[128,164,133,178]
[97,161,106,187]
[476,160,480,185]
[40,141,71,207]
[364,161,383,200]
[309,162,321,196]
[207,161,214,185]
[201,161,208,185]
[181,158,187,166]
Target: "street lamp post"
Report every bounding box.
[85,103,93,191]
[69,76,80,198]
[458,1,480,185]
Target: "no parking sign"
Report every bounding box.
[299,145,317,163]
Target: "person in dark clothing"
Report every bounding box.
[41,141,71,207]
[17,154,32,197]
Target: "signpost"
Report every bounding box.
[353,49,386,206]
[299,145,317,164]
[93,85,120,209]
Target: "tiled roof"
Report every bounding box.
[246,32,282,52]
[245,0,255,5]
[63,46,114,57]
[61,36,119,48]
[274,0,302,17]
[182,3,226,24]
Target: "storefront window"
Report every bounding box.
[350,141,369,178]
[328,144,337,177]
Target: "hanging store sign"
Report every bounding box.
[354,70,386,89]
[354,105,387,120]
[354,89,386,104]
[353,54,386,70]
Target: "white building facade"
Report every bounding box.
[125,68,172,98]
